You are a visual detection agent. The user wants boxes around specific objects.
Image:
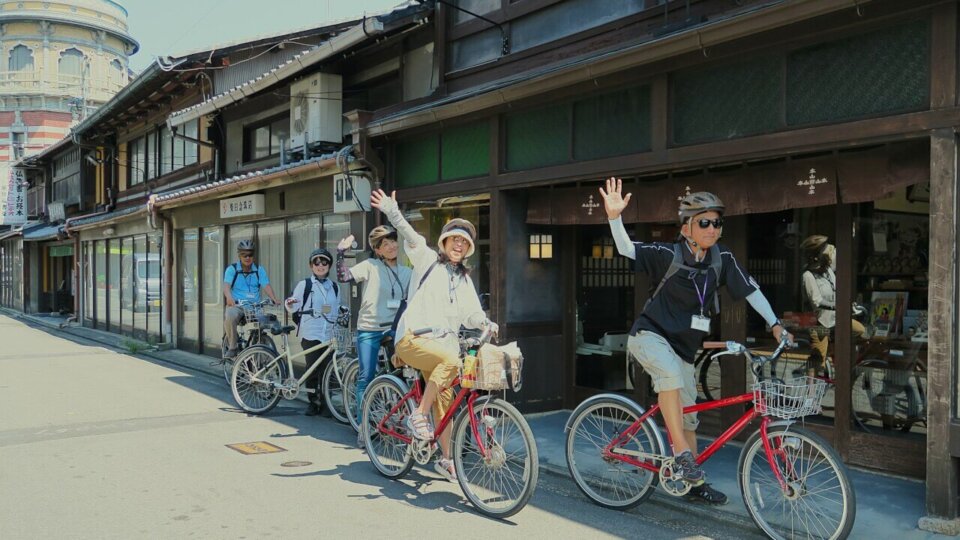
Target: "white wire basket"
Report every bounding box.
[752,376,828,420]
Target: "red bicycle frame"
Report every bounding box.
[603,390,793,490]
[375,376,492,458]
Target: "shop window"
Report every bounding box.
[147,232,163,341]
[84,242,94,324]
[257,220,285,306]
[243,114,289,162]
[850,189,928,438]
[108,239,121,333]
[120,236,135,335]
[95,240,106,327]
[201,227,224,354]
[179,229,200,350]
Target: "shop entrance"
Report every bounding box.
[573,225,635,394]
[43,244,74,314]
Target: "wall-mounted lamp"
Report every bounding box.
[529,234,553,259]
[102,227,115,237]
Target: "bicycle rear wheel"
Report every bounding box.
[565,396,662,510]
[221,335,235,383]
[739,425,856,540]
[231,345,284,414]
[452,396,538,519]
[321,355,350,424]
[362,377,414,479]
[341,359,361,432]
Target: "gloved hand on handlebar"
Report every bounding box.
[483,320,500,340]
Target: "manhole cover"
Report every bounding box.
[280,461,313,467]
[226,441,286,455]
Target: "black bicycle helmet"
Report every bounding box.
[309,248,333,264]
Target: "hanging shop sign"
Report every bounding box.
[220,194,265,219]
[1,165,26,225]
[333,173,371,214]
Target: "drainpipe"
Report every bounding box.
[147,194,174,345]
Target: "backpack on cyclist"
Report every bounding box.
[390,260,439,334]
[643,243,723,314]
[229,262,261,290]
[292,278,340,326]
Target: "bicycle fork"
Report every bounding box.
[759,418,803,496]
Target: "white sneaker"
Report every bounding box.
[434,458,457,482]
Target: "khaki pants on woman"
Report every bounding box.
[395,332,460,424]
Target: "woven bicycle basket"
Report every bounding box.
[752,376,828,420]
[468,342,524,391]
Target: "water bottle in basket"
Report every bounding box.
[462,349,478,389]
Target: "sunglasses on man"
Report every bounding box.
[695,218,724,229]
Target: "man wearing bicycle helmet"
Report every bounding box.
[336,225,412,446]
[285,248,343,416]
[599,177,790,505]
[370,189,496,482]
[223,240,280,358]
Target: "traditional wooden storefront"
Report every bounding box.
[369,0,959,503]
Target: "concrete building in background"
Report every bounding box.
[0,0,138,223]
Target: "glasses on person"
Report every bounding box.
[239,252,255,259]
[312,259,330,267]
[696,218,724,230]
[449,236,469,246]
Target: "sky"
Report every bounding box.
[120,0,413,72]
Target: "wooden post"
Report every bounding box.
[719,215,747,430]
[925,129,959,520]
[833,203,853,457]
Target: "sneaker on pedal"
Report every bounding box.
[356,429,366,450]
[434,458,457,482]
[674,450,706,486]
[224,348,238,359]
[685,483,728,505]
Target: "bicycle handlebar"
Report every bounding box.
[708,335,796,365]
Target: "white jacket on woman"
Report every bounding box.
[379,197,486,355]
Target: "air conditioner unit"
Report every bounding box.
[289,73,342,149]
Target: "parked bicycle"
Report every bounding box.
[229,312,351,415]
[566,336,856,540]
[360,326,538,519]
[217,300,278,383]
[318,322,356,424]
[696,335,927,433]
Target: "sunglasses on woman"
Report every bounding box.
[696,218,724,229]
[312,259,331,267]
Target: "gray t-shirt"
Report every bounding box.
[349,258,413,332]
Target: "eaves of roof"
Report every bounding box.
[166,1,430,129]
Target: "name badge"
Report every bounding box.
[387,299,401,309]
[691,315,711,332]
[321,305,332,315]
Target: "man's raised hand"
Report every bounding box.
[598,177,632,220]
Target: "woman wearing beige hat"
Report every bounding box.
[370,188,497,482]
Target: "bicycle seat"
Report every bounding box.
[271,325,296,335]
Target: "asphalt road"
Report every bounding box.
[0,315,762,539]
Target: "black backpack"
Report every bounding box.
[644,244,723,314]
[292,278,339,326]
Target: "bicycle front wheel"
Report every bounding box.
[341,359,361,432]
[321,356,350,424]
[565,396,662,510]
[452,396,538,519]
[221,335,234,384]
[362,376,415,479]
[231,345,284,414]
[739,425,856,540]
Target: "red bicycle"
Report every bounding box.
[565,337,856,540]
[360,326,538,519]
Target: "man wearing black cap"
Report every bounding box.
[285,247,342,416]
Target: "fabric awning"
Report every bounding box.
[526,141,928,225]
